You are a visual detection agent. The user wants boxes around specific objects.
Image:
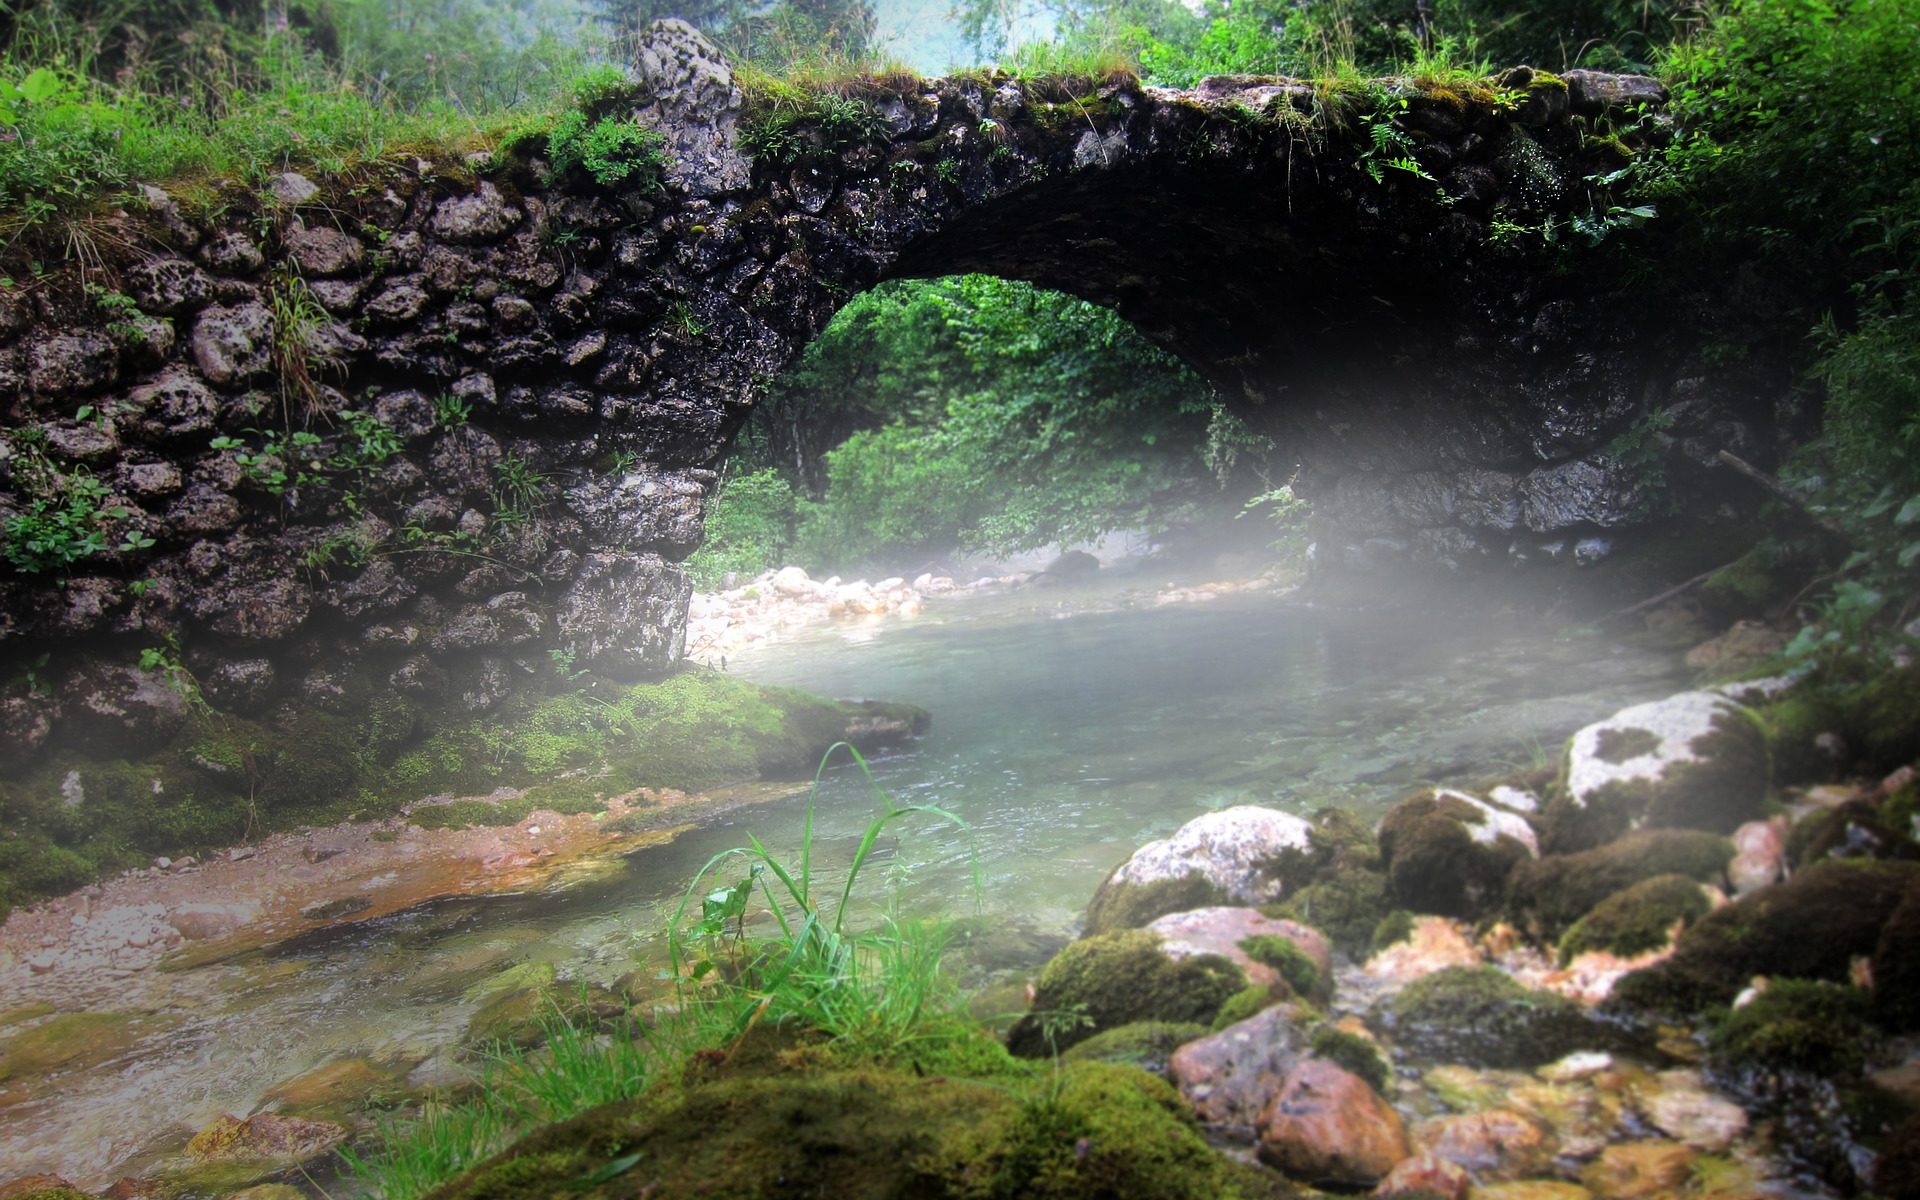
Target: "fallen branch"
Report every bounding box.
[1605,560,1743,623]
[1715,450,1852,543]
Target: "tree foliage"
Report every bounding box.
[595,0,876,67]
[726,276,1244,575]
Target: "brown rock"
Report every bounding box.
[1374,1152,1470,1199]
[1170,1005,1307,1127]
[1413,1109,1552,1180]
[1578,1140,1694,1199]
[1365,916,1482,984]
[185,1113,345,1164]
[1258,1059,1409,1188]
[1469,1184,1593,1200]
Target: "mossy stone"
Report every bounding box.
[1307,1026,1391,1095]
[1872,879,1920,1032]
[1237,934,1326,1003]
[1263,864,1391,960]
[1506,829,1734,940]
[1061,1021,1208,1078]
[1082,869,1226,937]
[1370,910,1417,952]
[429,1059,1286,1200]
[1787,800,1916,868]
[1557,874,1712,964]
[1708,979,1877,1080]
[1210,985,1285,1032]
[1371,966,1616,1070]
[0,1011,148,1082]
[1004,930,1246,1057]
[464,982,626,1051]
[1608,859,1920,1017]
[1551,693,1770,852]
[1378,790,1533,919]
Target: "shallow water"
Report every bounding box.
[3,582,1692,1186]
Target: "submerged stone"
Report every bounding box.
[1256,1058,1408,1188]
[1371,966,1619,1070]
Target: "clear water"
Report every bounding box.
[4,584,1691,1186]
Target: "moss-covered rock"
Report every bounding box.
[1787,800,1917,868]
[430,1058,1291,1200]
[1061,1021,1208,1078]
[1378,789,1536,918]
[1608,860,1920,1016]
[1082,870,1226,938]
[1262,864,1391,961]
[1548,691,1769,852]
[1004,930,1246,1057]
[1506,829,1734,941]
[1082,806,1314,936]
[1370,966,1618,1070]
[464,982,627,1050]
[0,664,927,915]
[1708,980,1877,1081]
[0,1010,151,1082]
[1210,984,1288,1032]
[1307,1025,1391,1095]
[1762,664,1920,784]
[1237,934,1328,1004]
[1873,879,1920,1032]
[1557,874,1713,964]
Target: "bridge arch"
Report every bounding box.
[0,21,1714,742]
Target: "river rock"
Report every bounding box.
[1411,1109,1554,1180]
[1004,928,1245,1057]
[1085,806,1314,933]
[1364,916,1482,985]
[1549,691,1768,851]
[185,1112,346,1164]
[1373,1152,1471,1199]
[1637,1069,1748,1152]
[1470,1185,1593,1200]
[1727,818,1787,896]
[1169,1005,1307,1128]
[1379,789,1537,918]
[1577,1140,1695,1199]
[1372,966,1616,1069]
[168,900,260,940]
[1257,1058,1408,1188]
[1145,907,1331,996]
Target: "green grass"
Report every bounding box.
[343,744,986,1200]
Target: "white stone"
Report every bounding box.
[1538,1051,1612,1083]
[1489,785,1540,813]
[1565,691,1755,811]
[769,566,813,596]
[1109,805,1313,905]
[1433,788,1540,857]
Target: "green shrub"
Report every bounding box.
[544,110,665,188]
[684,468,798,589]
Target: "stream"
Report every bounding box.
[3,579,1695,1187]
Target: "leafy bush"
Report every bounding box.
[544,109,665,187]
[684,468,798,588]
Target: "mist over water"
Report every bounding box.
[5,584,1690,1186]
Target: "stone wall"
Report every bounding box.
[0,22,1751,761]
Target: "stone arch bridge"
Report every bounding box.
[0,22,1741,753]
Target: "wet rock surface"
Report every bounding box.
[0,23,1713,761]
